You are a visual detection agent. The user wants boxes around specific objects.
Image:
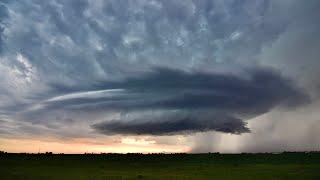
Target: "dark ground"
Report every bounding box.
[1,152,320,179]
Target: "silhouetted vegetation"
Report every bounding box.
[1,152,320,179]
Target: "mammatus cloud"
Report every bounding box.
[0,2,7,54]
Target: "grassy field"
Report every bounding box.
[1,152,320,179]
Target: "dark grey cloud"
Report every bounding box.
[93,112,250,135]
[34,67,309,112]
[11,66,309,136]
[35,66,309,136]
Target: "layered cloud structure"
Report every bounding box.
[0,0,319,153]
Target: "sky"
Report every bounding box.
[0,0,320,153]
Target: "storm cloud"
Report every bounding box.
[92,112,250,135]
[24,67,308,135]
[35,67,309,111]
[0,0,320,153]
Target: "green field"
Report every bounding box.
[1,152,320,179]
